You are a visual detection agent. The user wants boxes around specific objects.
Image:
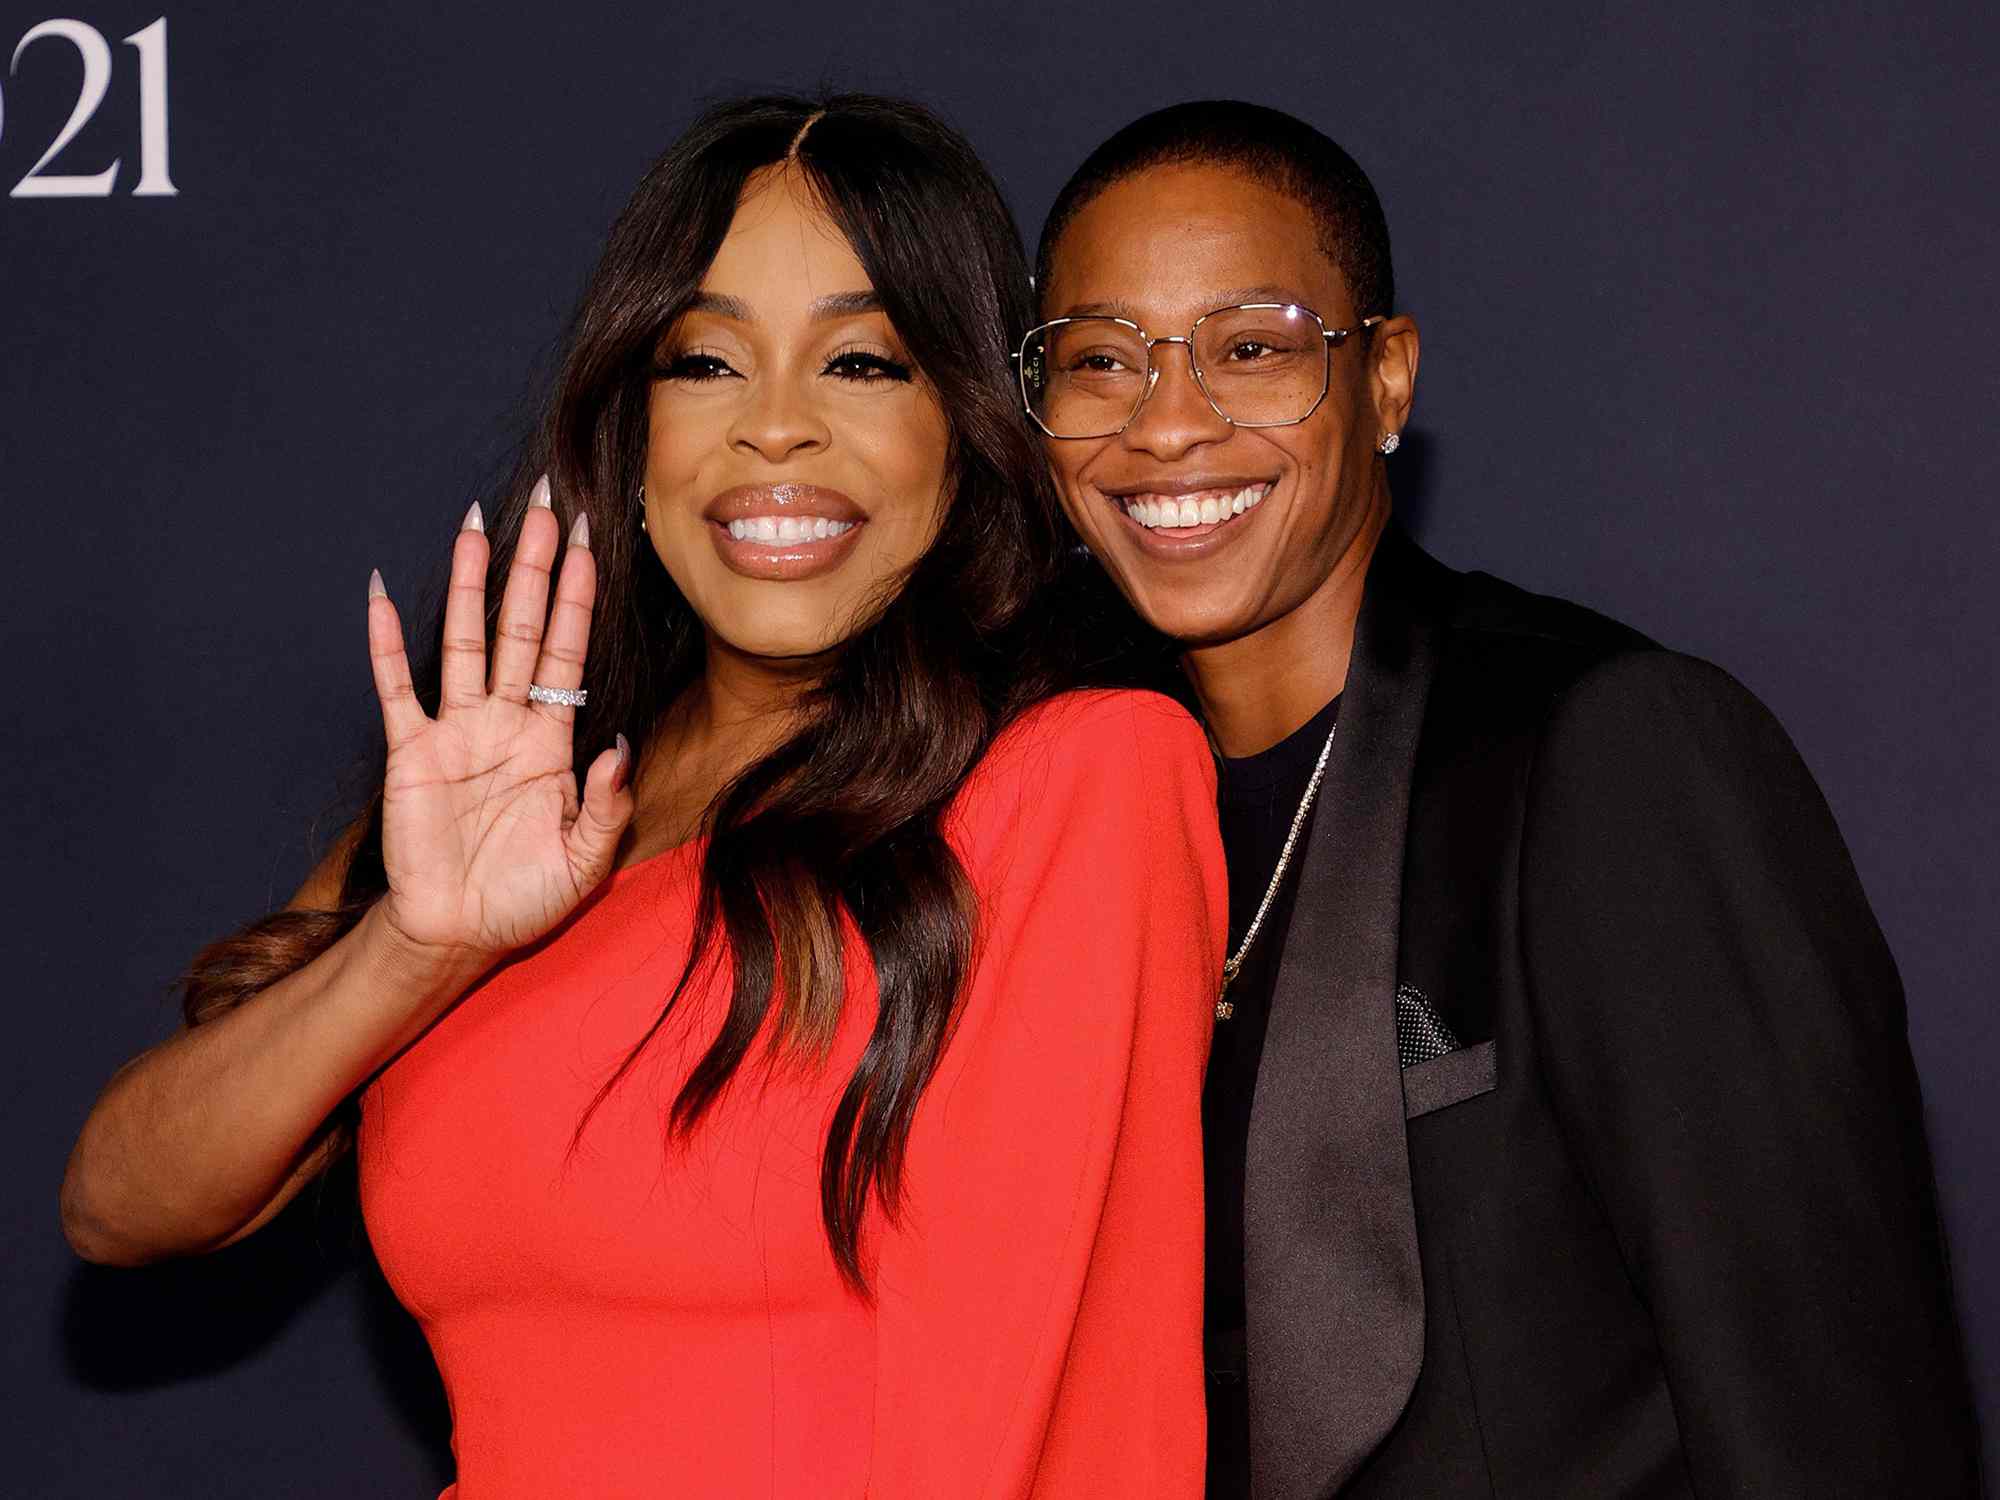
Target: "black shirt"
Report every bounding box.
[1205,691,1341,1497]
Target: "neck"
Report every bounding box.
[1182,505,1388,758]
[691,635,827,744]
[629,635,830,853]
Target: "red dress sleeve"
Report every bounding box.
[866,689,1226,1499]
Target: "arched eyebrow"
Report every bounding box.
[684,289,883,321]
[685,291,755,321]
[809,289,882,318]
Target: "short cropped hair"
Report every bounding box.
[1036,100,1395,321]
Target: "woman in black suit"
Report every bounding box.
[1024,98,1980,1499]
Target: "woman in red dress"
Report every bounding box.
[62,96,1224,1496]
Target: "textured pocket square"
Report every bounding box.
[1395,983,1498,1118]
[1394,982,1460,1066]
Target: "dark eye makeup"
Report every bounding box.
[822,348,914,383]
[654,352,734,382]
[651,347,915,386]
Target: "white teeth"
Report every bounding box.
[1123,483,1271,531]
[727,515,854,545]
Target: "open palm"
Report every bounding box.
[364,478,633,962]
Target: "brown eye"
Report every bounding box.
[1069,351,1131,374]
[824,351,913,383]
[656,353,737,382]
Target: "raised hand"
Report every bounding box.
[364,476,635,964]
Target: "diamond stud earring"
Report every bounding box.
[1378,432,1401,456]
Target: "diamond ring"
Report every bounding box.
[527,684,587,708]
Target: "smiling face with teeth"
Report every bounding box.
[641,165,952,662]
[1039,163,1419,739]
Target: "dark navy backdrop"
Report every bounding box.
[4,2,1993,1492]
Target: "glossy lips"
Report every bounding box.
[703,483,867,580]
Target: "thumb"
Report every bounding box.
[565,733,637,887]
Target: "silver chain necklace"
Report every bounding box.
[1216,722,1338,1021]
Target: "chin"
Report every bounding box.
[1108,580,1244,650]
[712,621,848,662]
[1130,606,1237,650]
[687,577,867,664]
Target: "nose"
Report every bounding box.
[1122,339,1232,461]
[727,373,832,463]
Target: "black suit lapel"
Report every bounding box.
[1244,526,1447,1498]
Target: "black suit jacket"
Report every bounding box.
[1244,527,1980,1499]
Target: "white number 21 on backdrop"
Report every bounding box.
[3,17,176,198]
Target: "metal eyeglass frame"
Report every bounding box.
[1013,304,1386,440]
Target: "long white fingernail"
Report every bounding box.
[530,475,552,509]
[368,568,386,599]
[569,513,591,549]
[462,501,484,534]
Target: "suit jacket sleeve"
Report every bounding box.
[1518,651,1980,1496]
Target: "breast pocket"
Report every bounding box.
[1394,981,1499,1119]
[1402,1040,1497,1119]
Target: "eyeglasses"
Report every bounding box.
[1015,303,1383,440]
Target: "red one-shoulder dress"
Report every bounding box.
[359,689,1227,1498]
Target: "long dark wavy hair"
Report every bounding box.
[182,94,1104,1290]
